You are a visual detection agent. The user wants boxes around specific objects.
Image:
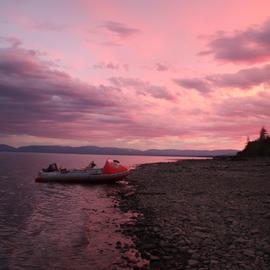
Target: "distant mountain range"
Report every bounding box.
[0,144,237,157]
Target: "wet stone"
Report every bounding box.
[188,259,199,266]
[191,253,200,260]
[243,249,255,258]
[210,259,219,264]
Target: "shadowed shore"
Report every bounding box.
[116,158,270,270]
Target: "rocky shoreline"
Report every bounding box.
[116,158,270,270]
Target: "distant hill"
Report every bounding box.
[17,145,143,155]
[237,127,270,157]
[0,144,16,152]
[0,144,237,157]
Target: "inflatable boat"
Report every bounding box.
[35,159,129,184]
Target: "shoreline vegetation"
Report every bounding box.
[116,158,270,269]
[237,127,270,158]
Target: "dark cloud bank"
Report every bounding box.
[200,19,270,64]
[0,45,123,138]
[0,43,178,140]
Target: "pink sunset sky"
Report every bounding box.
[1,0,270,150]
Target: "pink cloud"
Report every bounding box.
[216,91,270,119]
[102,21,140,38]
[173,78,211,93]
[0,45,125,139]
[109,77,176,100]
[197,92,270,142]
[175,64,270,92]
[200,19,270,64]
[0,44,180,145]
[207,64,270,89]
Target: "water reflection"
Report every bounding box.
[0,153,156,269]
[7,184,126,269]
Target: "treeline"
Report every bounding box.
[238,127,270,157]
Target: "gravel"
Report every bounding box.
[116,158,270,270]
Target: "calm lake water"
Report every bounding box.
[0,152,198,270]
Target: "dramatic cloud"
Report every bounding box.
[102,21,140,38]
[200,19,270,64]
[207,64,270,89]
[173,78,211,93]
[0,45,179,144]
[175,64,270,92]
[109,77,175,100]
[0,46,126,139]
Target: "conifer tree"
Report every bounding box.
[259,127,268,141]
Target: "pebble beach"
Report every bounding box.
[117,158,270,270]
